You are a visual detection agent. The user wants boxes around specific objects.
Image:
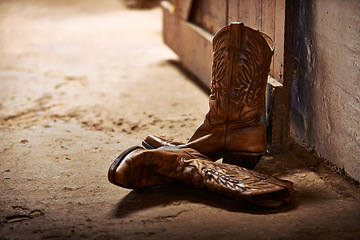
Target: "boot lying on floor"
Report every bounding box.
[142,22,274,169]
[108,146,293,208]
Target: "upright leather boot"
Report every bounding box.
[108,146,293,208]
[143,22,274,169]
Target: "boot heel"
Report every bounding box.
[222,151,263,169]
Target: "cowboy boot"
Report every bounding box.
[142,22,274,169]
[108,146,293,208]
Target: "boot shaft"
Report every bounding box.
[209,23,274,126]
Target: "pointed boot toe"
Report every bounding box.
[108,146,143,188]
[108,146,175,189]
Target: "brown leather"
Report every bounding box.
[143,22,274,169]
[142,135,184,149]
[108,146,293,208]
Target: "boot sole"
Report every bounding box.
[142,140,154,149]
[108,146,143,187]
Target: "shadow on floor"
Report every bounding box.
[111,184,299,218]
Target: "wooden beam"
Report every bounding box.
[174,0,193,20]
[188,0,227,34]
[265,76,284,145]
[280,0,294,145]
[162,1,213,87]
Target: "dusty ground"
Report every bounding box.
[1,1,360,239]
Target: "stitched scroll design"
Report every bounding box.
[208,32,229,124]
[232,36,271,107]
[210,36,228,102]
[208,26,273,124]
[180,149,287,198]
[227,33,272,123]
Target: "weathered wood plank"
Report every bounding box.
[227,0,237,24]
[162,1,213,87]
[236,0,251,26]
[265,76,284,145]
[174,0,193,20]
[253,0,262,28]
[280,0,294,145]
[259,0,276,77]
[189,0,227,34]
[273,0,285,83]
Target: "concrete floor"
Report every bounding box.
[1,1,360,239]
